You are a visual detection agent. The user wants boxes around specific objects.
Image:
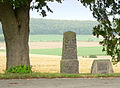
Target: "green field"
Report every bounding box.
[29,35,101,42]
[0,35,104,56]
[0,46,106,56]
[29,46,106,56]
[0,34,101,42]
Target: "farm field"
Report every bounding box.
[0,34,102,43]
[29,46,106,56]
[0,45,105,56]
[29,35,102,42]
[0,34,104,56]
[0,35,120,73]
[0,47,105,56]
[0,52,120,73]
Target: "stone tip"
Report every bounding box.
[64,31,76,35]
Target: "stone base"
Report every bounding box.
[91,59,113,74]
[60,59,79,74]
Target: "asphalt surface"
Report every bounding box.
[0,78,120,88]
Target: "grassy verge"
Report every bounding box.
[0,73,120,79]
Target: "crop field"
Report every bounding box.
[0,46,106,56]
[29,35,102,42]
[30,46,106,56]
[0,34,102,42]
[1,34,120,74]
[0,35,104,56]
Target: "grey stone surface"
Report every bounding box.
[61,31,79,74]
[0,78,120,88]
[60,59,79,74]
[91,59,113,74]
[62,31,77,60]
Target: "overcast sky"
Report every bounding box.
[30,0,95,20]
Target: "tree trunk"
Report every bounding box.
[0,3,30,70]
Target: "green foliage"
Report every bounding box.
[82,56,88,58]
[0,0,62,17]
[89,55,97,58]
[80,0,120,63]
[30,19,97,35]
[7,65,32,74]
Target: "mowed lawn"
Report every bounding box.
[29,35,101,42]
[29,46,106,56]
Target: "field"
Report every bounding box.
[29,35,102,42]
[1,35,117,73]
[0,34,101,42]
[29,46,106,56]
[0,46,105,56]
[0,34,102,42]
[0,35,104,56]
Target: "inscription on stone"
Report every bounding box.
[97,62,108,71]
[91,59,113,74]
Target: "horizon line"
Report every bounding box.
[30,18,97,21]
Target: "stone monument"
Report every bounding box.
[91,59,113,74]
[60,31,79,74]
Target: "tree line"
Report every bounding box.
[0,19,97,35]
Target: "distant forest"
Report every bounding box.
[0,18,98,35]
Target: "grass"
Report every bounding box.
[0,46,106,56]
[29,35,101,42]
[30,46,106,56]
[0,34,101,42]
[30,48,62,56]
[0,73,120,79]
[29,35,63,42]
[0,50,5,52]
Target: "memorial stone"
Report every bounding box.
[60,31,79,74]
[91,59,113,74]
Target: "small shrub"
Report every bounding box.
[82,56,88,58]
[89,55,97,58]
[7,65,32,74]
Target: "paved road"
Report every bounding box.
[0,78,120,88]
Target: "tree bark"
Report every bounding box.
[0,3,30,70]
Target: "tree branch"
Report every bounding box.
[0,2,17,22]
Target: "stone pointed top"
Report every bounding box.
[64,31,76,34]
[63,31,76,40]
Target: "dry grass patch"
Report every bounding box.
[30,54,61,73]
[0,52,120,73]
